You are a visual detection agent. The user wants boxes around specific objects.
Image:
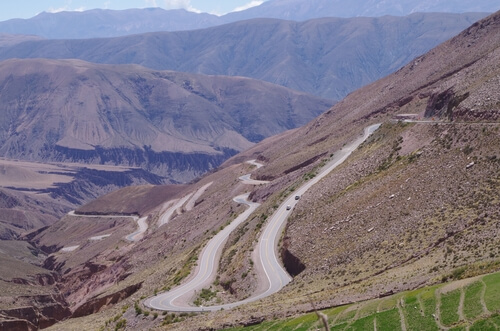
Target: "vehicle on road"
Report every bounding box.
[286,205,292,210]
[295,195,300,200]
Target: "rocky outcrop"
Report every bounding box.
[0,318,37,331]
[71,283,142,318]
[280,237,306,277]
[48,146,238,181]
[424,88,470,119]
[0,295,71,330]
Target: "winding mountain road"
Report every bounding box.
[63,181,214,249]
[145,124,380,312]
[145,193,260,312]
[125,216,148,242]
[65,210,147,244]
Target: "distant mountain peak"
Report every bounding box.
[0,1,498,39]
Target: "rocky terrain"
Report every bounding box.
[0,13,487,100]
[1,7,500,331]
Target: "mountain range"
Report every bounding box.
[0,58,332,184]
[0,10,486,243]
[0,0,498,39]
[0,13,487,100]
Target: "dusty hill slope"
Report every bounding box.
[0,13,487,100]
[0,58,332,183]
[211,8,500,323]
[239,9,500,177]
[6,10,500,331]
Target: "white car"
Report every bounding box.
[286,205,292,210]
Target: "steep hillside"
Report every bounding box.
[0,1,497,39]
[0,13,487,100]
[0,59,332,183]
[0,188,70,239]
[211,9,500,324]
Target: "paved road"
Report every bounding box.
[145,124,380,312]
[157,193,194,227]
[145,193,260,312]
[254,123,381,295]
[247,159,264,169]
[185,182,213,211]
[67,210,147,243]
[238,173,269,185]
[125,216,148,242]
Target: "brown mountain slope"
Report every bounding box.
[210,9,500,321]
[0,59,332,183]
[0,13,487,100]
[0,188,71,240]
[238,9,500,178]
[10,10,500,331]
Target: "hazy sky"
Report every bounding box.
[0,0,269,21]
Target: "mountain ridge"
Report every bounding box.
[0,58,332,183]
[0,13,487,100]
[0,0,498,39]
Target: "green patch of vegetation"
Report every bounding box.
[492,313,500,326]
[376,308,402,331]
[330,322,348,331]
[335,309,356,324]
[357,300,379,318]
[303,171,317,180]
[162,312,188,326]
[377,294,400,311]
[463,282,484,320]
[348,314,375,330]
[134,301,142,316]
[255,214,268,230]
[402,292,438,331]
[470,318,497,330]
[247,321,280,330]
[483,273,500,312]
[193,287,217,306]
[172,246,200,285]
[420,286,438,315]
[275,313,317,331]
[440,289,461,326]
[114,318,126,330]
[281,183,299,199]
[224,271,500,331]
[324,305,349,325]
